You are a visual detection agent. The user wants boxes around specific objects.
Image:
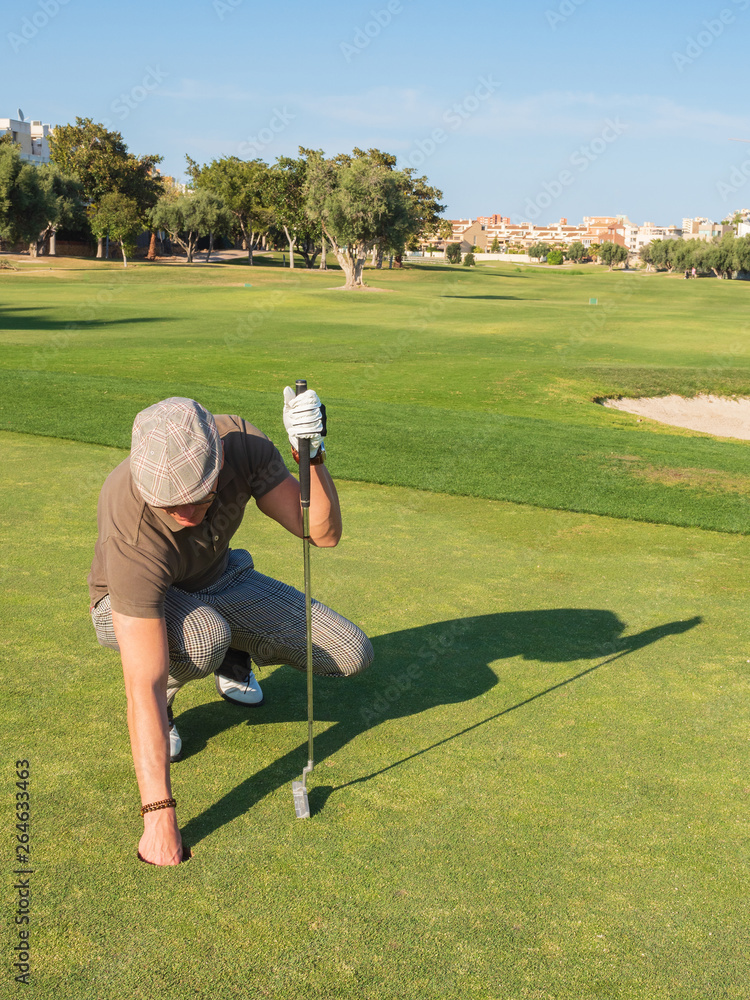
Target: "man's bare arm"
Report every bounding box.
[111,611,182,866]
[256,466,342,547]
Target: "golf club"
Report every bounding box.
[292,378,314,819]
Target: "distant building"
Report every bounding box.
[582,216,628,248]
[433,209,744,258]
[0,116,52,164]
[681,217,732,241]
[622,220,682,254]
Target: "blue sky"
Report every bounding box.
[4,0,750,224]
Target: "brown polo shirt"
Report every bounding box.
[88,414,290,618]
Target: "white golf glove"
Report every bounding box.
[283,386,324,457]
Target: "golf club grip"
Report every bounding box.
[295,379,311,508]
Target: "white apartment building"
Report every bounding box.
[0,116,52,164]
[623,220,682,254]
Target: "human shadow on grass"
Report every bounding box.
[178,609,701,849]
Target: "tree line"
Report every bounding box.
[0,118,446,287]
[640,234,750,279]
[525,240,628,268]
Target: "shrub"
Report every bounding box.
[546,249,564,265]
[445,243,462,263]
[463,252,475,267]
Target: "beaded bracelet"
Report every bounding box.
[291,445,325,466]
[140,797,176,817]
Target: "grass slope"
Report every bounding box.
[1,259,749,531]
[2,431,750,999]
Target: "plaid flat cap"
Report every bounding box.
[130,397,222,507]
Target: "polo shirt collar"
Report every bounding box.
[150,505,185,533]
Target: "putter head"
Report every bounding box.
[292,780,310,819]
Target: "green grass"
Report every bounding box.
[1,259,749,532]
[3,259,750,997]
[2,430,750,998]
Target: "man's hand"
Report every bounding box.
[139,810,183,866]
[283,386,324,457]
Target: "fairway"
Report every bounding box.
[2,259,750,998]
[2,259,750,532]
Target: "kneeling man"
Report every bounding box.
[88,389,373,865]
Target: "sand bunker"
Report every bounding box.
[602,394,750,441]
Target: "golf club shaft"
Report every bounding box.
[295,379,314,772]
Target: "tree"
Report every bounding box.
[32,164,84,256]
[445,242,462,264]
[150,190,231,264]
[564,240,587,263]
[705,232,736,279]
[646,239,675,272]
[528,242,551,260]
[267,154,323,269]
[303,150,418,288]
[733,235,750,279]
[48,117,162,258]
[0,144,53,250]
[399,168,445,268]
[424,218,453,251]
[89,192,142,267]
[190,155,268,265]
[598,241,628,270]
[489,237,501,253]
[118,154,164,260]
[670,239,697,274]
[546,249,564,265]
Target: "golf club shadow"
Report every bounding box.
[177,609,702,848]
[308,784,335,817]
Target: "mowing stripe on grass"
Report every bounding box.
[3,369,750,534]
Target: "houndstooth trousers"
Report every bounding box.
[91,549,374,707]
